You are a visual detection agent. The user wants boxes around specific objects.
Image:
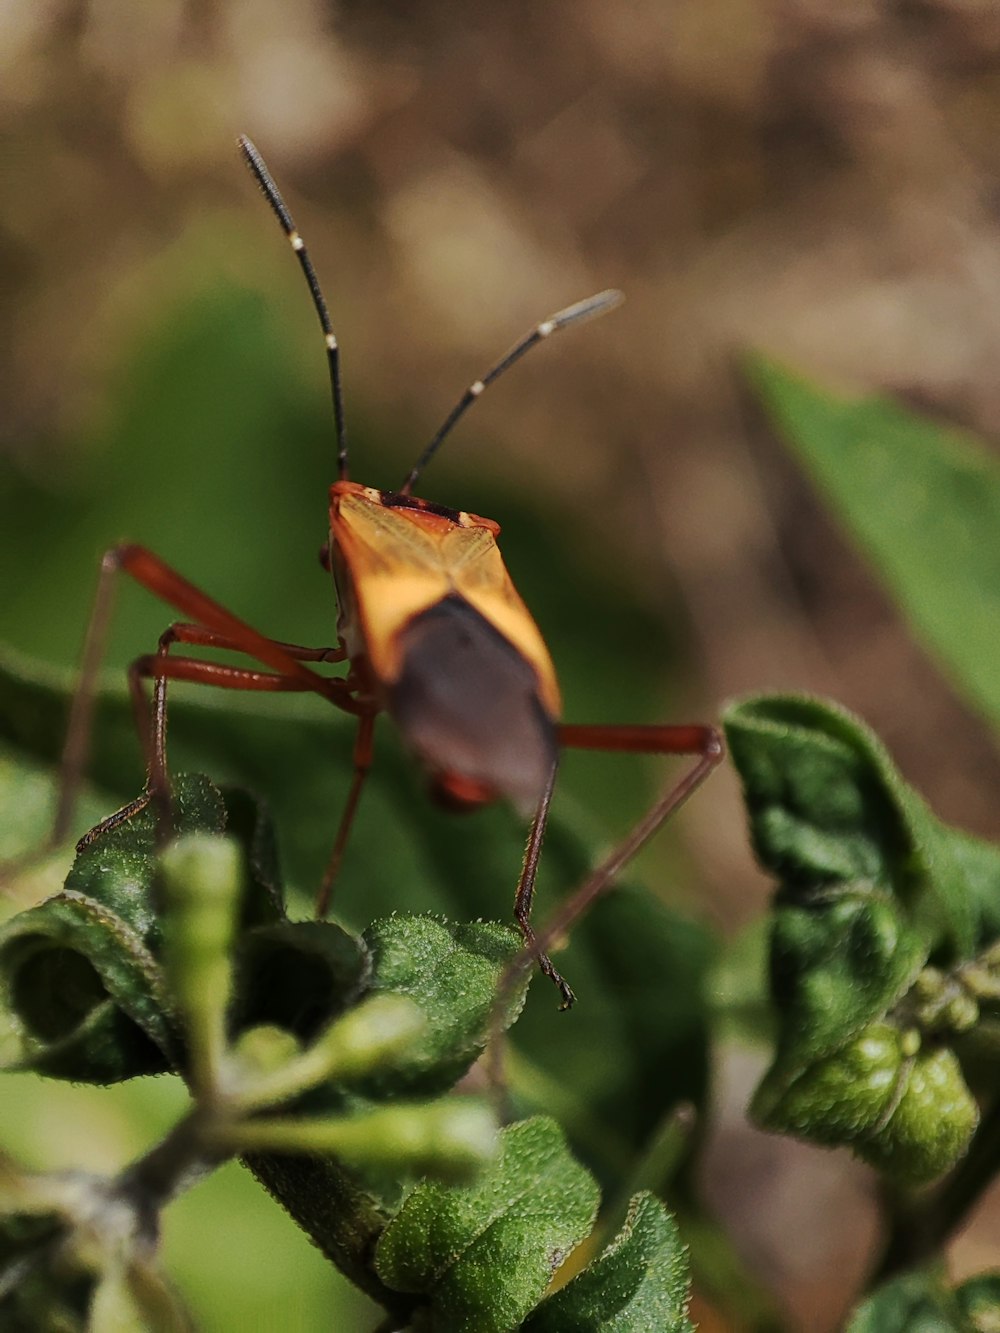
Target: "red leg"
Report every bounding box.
[507,722,723,1008]
[105,545,350,689]
[138,622,349,820]
[56,544,358,845]
[512,760,574,1006]
[151,622,346,665]
[316,711,377,919]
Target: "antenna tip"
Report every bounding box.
[551,288,625,330]
[237,135,265,177]
[596,288,626,311]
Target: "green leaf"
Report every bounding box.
[0,891,173,1083]
[725,695,997,1183]
[725,697,934,1055]
[237,920,527,1306]
[523,1192,693,1332]
[956,1273,1000,1329]
[360,916,525,1097]
[374,1116,600,1333]
[747,355,1000,733]
[0,647,716,1162]
[0,773,283,1083]
[66,776,224,941]
[234,920,369,1044]
[845,1268,1000,1332]
[62,774,283,944]
[766,889,925,1067]
[725,695,927,896]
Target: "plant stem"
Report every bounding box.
[113,1107,232,1241]
[876,1093,1000,1282]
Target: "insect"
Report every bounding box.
[58,137,723,1007]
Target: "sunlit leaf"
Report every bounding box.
[375,1116,599,1332]
[748,355,1000,734]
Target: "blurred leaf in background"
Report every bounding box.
[748,355,1000,737]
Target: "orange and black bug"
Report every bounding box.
[58,137,723,1007]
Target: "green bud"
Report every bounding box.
[870,1045,979,1184]
[943,992,980,1034]
[222,1098,498,1180]
[230,1025,302,1079]
[912,966,945,1000]
[962,964,1000,1004]
[234,994,426,1110]
[753,1023,901,1141]
[310,993,427,1080]
[159,835,242,1096]
[753,1022,978,1185]
[899,1028,921,1058]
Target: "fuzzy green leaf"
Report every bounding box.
[360,916,525,1097]
[956,1273,1000,1329]
[240,921,529,1307]
[234,920,369,1044]
[725,695,998,1183]
[845,1268,1000,1332]
[725,694,920,888]
[62,774,283,942]
[724,697,933,1058]
[374,1116,600,1333]
[0,892,174,1083]
[0,773,283,1082]
[523,1192,693,1332]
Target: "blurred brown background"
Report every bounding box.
[5,1,1000,1328]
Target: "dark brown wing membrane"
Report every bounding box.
[388,594,556,816]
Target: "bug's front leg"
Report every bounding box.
[55,544,356,850]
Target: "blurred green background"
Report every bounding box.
[5,2,1000,1328]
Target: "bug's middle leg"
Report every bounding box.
[315,710,377,920]
[135,622,348,826]
[512,758,576,1009]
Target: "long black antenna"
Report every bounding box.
[238,135,349,480]
[399,289,624,497]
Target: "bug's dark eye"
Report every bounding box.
[318,543,331,572]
